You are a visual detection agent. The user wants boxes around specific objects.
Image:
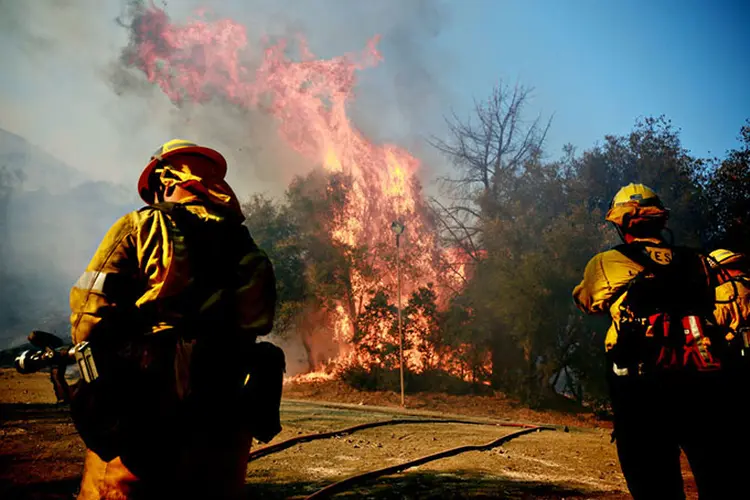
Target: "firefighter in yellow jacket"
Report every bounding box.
[573,183,743,499]
[708,248,750,377]
[70,140,277,500]
[709,249,750,336]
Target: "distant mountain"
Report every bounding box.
[0,129,87,193]
[0,129,139,347]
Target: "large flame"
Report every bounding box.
[127,3,479,382]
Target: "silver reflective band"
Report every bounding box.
[16,350,29,371]
[612,363,629,377]
[73,271,108,293]
[74,342,99,383]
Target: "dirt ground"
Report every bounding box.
[0,370,699,499]
[282,380,608,429]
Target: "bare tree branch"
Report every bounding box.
[429,197,482,262]
[429,81,552,248]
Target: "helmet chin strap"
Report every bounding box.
[148,159,171,204]
[613,213,630,243]
[613,223,627,244]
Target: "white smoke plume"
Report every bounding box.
[1,0,453,194]
[0,0,456,347]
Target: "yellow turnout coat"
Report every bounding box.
[71,199,275,500]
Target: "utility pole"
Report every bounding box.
[390,220,406,407]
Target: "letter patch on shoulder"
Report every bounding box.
[645,246,673,265]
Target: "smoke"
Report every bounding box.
[0,0,456,347]
[1,0,454,191]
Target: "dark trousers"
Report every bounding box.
[607,368,747,499]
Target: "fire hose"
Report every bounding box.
[14,331,558,498]
[302,425,555,499]
[247,417,543,462]
[247,415,555,498]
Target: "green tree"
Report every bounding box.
[352,290,399,370]
[547,117,710,403]
[285,169,359,320]
[702,120,750,253]
[569,115,707,246]
[433,107,712,405]
[242,193,307,336]
[430,82,553,392]
[455,158,611,404]
[402,284,443,371]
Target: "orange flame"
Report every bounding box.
[129,3,484,383]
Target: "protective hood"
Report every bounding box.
[604,204,669,228]
[158,155,243,218]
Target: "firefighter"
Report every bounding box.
[70,139,277,500]
[573,183,743,499]
[709,249,750,337]
[708,248,750,378]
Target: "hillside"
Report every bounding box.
[0,129,138,347]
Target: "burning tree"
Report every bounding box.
[121,2,480,384]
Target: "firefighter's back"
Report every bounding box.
[73,141,279,500]
[573,184,747,499]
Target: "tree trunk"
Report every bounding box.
[490,332,518,390]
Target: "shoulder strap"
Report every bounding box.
[606,245,639,309]
[144,203,249,336]
[607,243,673,310]
[613,242,670,273]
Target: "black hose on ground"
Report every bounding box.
[248,418,542,462]
[303,425,555,499]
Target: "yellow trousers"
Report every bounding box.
[77,431,252,500]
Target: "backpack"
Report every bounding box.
[609,242,723,375]
[70,203,284,473]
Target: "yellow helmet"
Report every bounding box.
[708,249,746,268]
[605,183,669,229]
[138,139,227,204]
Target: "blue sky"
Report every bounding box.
[435,0,749,159]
